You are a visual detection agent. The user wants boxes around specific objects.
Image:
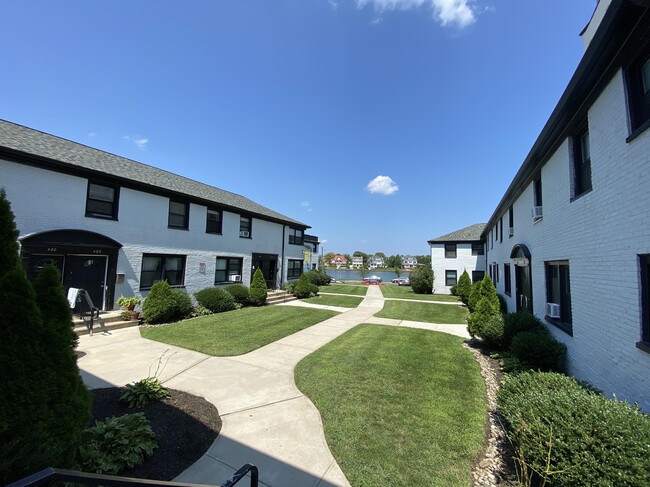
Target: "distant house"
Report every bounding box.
[330,254,347,267]
[428,224,486,294]
[402,255,418,269]
[1,120,309,308]
[369,255,384,269]
[351,256,364,268]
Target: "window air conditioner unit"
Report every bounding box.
[239,231,250,238]
[229,274,242,282]
[508,227,514,237]
[531,206,543,220]
[546,302,560,319]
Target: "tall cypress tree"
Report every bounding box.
[0,189,19,273]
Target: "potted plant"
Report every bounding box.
[117,295,142,320]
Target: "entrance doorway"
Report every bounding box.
[511,244,533,313]
[20,230,122,310]
[251,253,278,289]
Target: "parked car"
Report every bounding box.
[362,278,381,285]
[369,275,383,282]
[397,278,410,286]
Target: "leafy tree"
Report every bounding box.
[249,268,268,306]
[358,265,370,280]
[394,267,402,278]
[343,254,352,265]
[375,252,386,258]
[416,255,431,267]
[455,270,473,305]
[353,251,369,267]
[410,266,434,294]
[323,252,336,265]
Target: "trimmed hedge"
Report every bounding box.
[502,312,546,350]
[224,284,249,305]
[303,270,331,286]
[194,287,236,313]
[509,330,566,372]
[142,281,193,324]
[498,371,650,486]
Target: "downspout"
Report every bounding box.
[280,225,286,288]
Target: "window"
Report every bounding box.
[445,244,457,259]
[168,200,189,229]
[288,259,303,279]
[534,176,543,207]
[504,263,511,296]
[639,255,650,349]
[289,228,304,245]
[545,261,572,334]
[471,242,484,256]
[239,216,252,238]
[206,208,222,234]
[625,45,650,134]
[508,206,514,237]
[215,257,243,283]
[445,270,457,287]
[499,217,503,243]
[572,124,592,198]
[86,182,119,219]
[140,254,185,289]
[472,271,485,284]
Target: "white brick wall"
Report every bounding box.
[1,160,305,304]
[431,242,485,294]
[486,69,650,411]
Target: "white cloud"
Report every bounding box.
[328,0,339,9]
[356,0,476,28]
[300,200,313,212]
[88,132,97,137]
[123,134,149,151]
[321,239,329,244]
[366,175,399,195]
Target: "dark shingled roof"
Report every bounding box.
[0,119,308,228]
[428,223,486,243]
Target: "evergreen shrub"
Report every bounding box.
[248,268,267,306]
[142,281,193,324]
[509,330,566,372]
[224,284,250,305]
[498,371,650,487]
[194,287,236,313]
[467,276,501,338]
[76,413,157,475]
[502,312,546,349]
[480,314,505,349]
[467,279,484,313]
[410,266,433,294]
[455,270,473,305]
[304,269,331,286]
[293,273,319,299]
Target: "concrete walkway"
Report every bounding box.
[77,286,468,487]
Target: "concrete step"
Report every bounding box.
[73,310,140,336]
[266,291,297,305]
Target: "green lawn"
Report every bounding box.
[375,300,468,324]
[318,284,368,296]
[380,286,460,302]
[303,294,364,308]
[141,307,338,356]
[295,324,486,487]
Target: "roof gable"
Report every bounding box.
[428,223,486,243]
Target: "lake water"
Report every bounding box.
[324,269,410,282]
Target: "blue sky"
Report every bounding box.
[1,0,596,256]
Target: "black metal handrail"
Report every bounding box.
[8,464,259,487]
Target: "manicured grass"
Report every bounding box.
[141,307,338,356]
[375,300,468,324]
[303,294,364,308]
[295,324,486,487]
[380,286,460,302]
[318,284,367,296]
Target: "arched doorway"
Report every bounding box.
[510,244,533,313]
[20,230,122,310]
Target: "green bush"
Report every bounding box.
[120,377,169,408]
[455,270,473,305]
[449,285,458,295]
[467,276,501,338]
[249,268,268,306]
[502,312,546,349]
[480,314,505,349]
[410,266,433,294]
[194,287,236,313]
[141,281,193,324]
[509,330,566,372]
[467,279,483,313]
[283,281,296,294]
[304,269,332,286]
[496,293,508,314]
[293,273,319,299]
[76,413,157,475]
[224,284,250,305]
[498,371,650,487]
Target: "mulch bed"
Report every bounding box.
[90,387,222,480]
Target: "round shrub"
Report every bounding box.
[304,270,332,286]
[480,314,505,349]
[248,268,267,306]
[498,371,650,487]
[502,312,546,349]
[142,281,193,324]
[292,273,319,299]
[224,284,249,305]
[467,294,501,338]
[410,266,433,294]
[194,287,236,313]
[509,330,566,372]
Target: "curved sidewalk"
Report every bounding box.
[76,286,468,487]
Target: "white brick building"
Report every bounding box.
[0,121,310,310]
[428,224,486,294]
[479,0,650,410]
